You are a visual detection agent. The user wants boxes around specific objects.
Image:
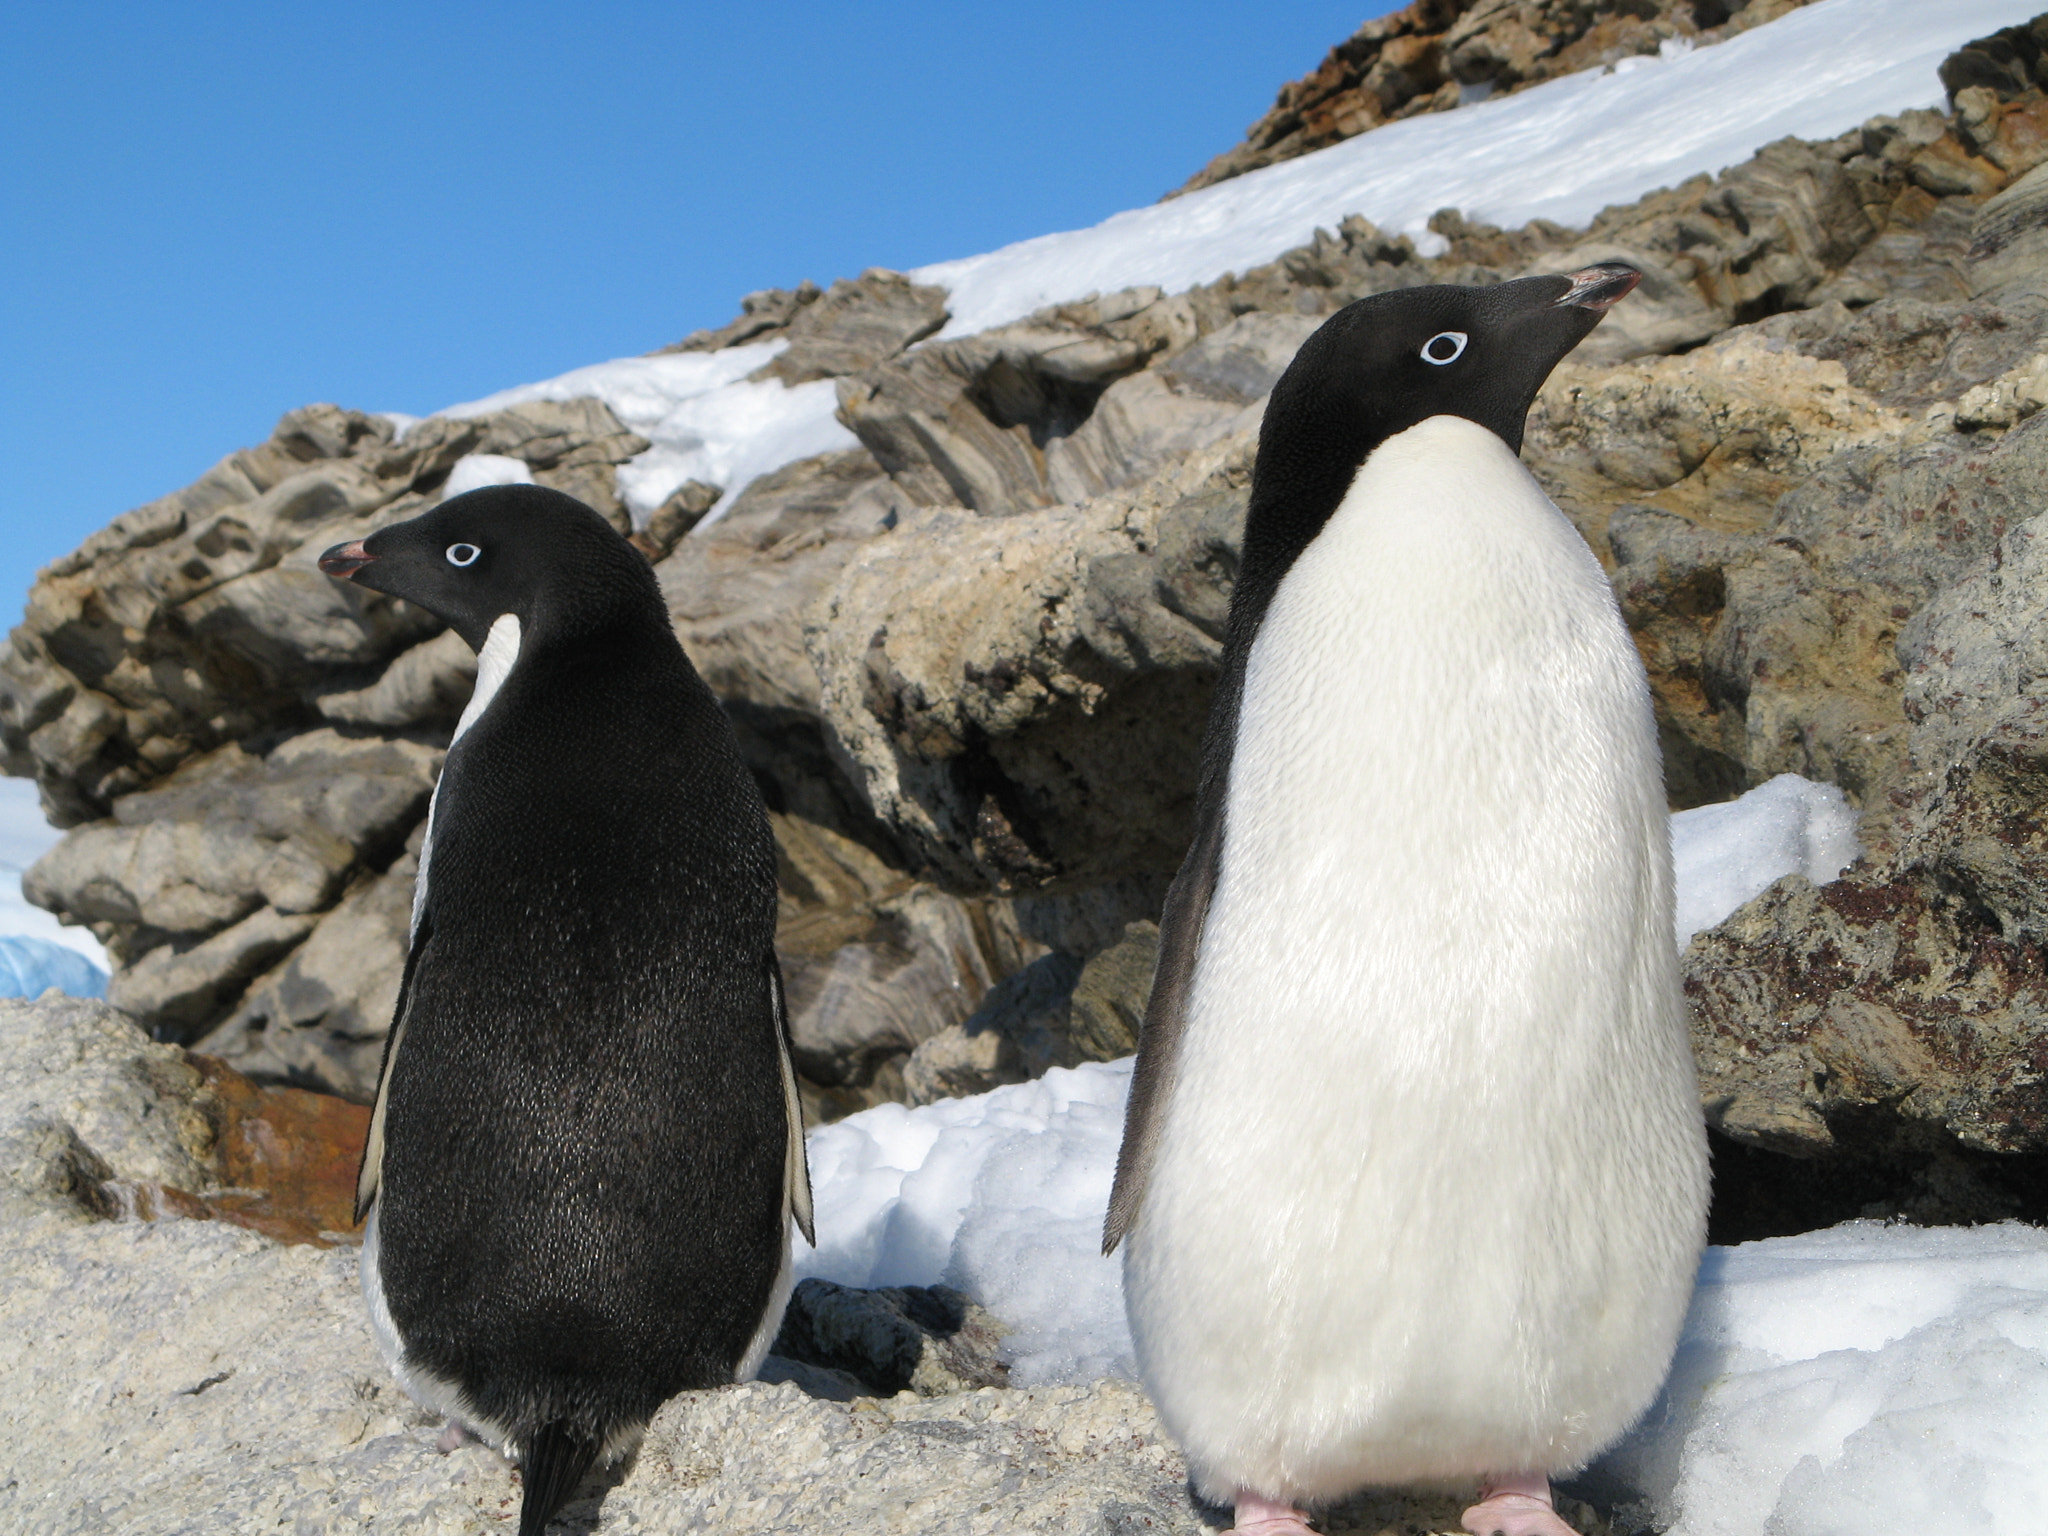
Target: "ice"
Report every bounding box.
[0,777,109,994]
[0,936,107,1001]
[439,453,534,498]
[1671,773,1862,944]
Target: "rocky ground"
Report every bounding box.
[5,7,2048,1533]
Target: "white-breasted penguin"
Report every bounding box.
[319,485,812,1536]
[1103,266,1708,1536]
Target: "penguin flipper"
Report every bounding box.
[1103,794,1225,1254]
[768,953,815,1246]
[355,914,431,1223]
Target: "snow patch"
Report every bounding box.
[438,454,534,498]
[436,343,856,523]
[1672,772,1862,944]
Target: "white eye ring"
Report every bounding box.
[1421,331,1468,365]
[445,543,481,567]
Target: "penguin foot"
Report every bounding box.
[1460,1472,1579,1536]
[435,1421,474,1454]
[1228,1488,1317,1534]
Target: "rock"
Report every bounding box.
[313,626,476,732]
[630,477,722,561]
[657,448,909,835]
[810,435,1248,892]
[198,846,419,1101]
[1043,313,1316,503]
[662,278,824,353]
[755,269,951,385]
[106,905,321,1039]
[0,995,368,1242]
[0,995,213,1218]
[902,952,1083,1105]
[771,1278,1009,1396]
[770,812,1043,1116]
[1065,921,1159,1063]
[1970,159,2048,299]
[835,287,1199,515]
[1680,503,2048,1211]
[23,730,439,1039]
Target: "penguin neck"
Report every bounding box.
[451,613,522,748]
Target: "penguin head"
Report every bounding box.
[317,483,660,651]
[1238,264,1638,580]
[1262,262,1639,466]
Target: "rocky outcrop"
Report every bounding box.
[1173,0,1818,197]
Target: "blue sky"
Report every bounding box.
[1,2,1400,624]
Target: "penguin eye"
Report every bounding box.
[1421,332,1468,365]
[445,543,482,568]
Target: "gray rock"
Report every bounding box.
[313,626,476,732]
[772,1278,1009,1397]
[1971,158,2048,298]
[902,951,1084,1105]
[106,906,321,1040]
[24,731,438,1043]
[756,268,951,385]
[198,848,418,1100]
[1066,921,1159,1063]
[0,995,213,1220]
[835,287,1199,515]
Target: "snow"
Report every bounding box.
[913,0,2032,339]
[1671,773,1862,945]
[0,777,108,997]
[438,453,534,498]
[1594,1222,2048,1535]
[420,0,2034,521]
[438,342,857,525]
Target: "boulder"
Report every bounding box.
[835,287,1200,515]
[810,433,1249,893]
[198,846,419,1102]
[23,730,438,1039]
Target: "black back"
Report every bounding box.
[330,487,787,1451]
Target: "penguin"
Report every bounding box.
[318,484,812,1536]
[1103,265,1708,1536]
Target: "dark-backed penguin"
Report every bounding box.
[1103,266,1708,1536]
[318,485,812,1536]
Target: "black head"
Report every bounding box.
[1240,263,1638,590]
[318,483,664,650]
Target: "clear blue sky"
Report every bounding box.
[1,2,1401,625]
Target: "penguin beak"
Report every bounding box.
[1553,263,1641,313]
[317,539,378,580]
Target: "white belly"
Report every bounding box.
[1123,416,1707,1502]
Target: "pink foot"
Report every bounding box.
[1229,1488,1317,1535]
[435,1420,473,1454]
[1461,1471,1579,1536]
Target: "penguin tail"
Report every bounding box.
[517,1420,601,1536]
